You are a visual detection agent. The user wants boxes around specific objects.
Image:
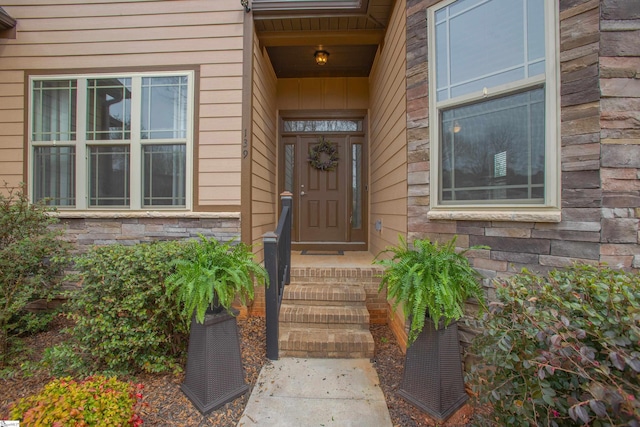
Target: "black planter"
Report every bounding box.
[181,308,248,414]
[398,318,468,422]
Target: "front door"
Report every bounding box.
[299,135,347,242]
[280,116,367,250]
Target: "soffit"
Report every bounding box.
[254,0,394,78]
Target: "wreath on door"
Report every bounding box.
[308,137,339,171]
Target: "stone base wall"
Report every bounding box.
[52,215,241,253]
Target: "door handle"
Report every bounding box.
[300,191,306,196]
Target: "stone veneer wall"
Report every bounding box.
[404,0,640,353]
[52,215,241,252]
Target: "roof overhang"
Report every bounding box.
[253,0,394,78]
[0,7,16,30]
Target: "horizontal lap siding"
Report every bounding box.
[251,31,278,263]
[369,0,407,257]
[0,0,244,207]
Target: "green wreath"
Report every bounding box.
[308,137,339,171]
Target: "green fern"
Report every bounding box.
[166,235,268,323]
[375,236,487,346]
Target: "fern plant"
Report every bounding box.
[375,236,486,346]
[166,235,267,323]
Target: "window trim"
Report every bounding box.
[427,0,560,220]
[28,70,195,211]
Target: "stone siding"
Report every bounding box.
[402,0,640,351]
[52,215,241,253]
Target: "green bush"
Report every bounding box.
[468,264,640,426]
[9,375,144,426]
[52,241,189,375]
[0,183,71,364]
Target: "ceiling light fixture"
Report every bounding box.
[314,50,329,66]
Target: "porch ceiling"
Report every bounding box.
[254,0,394,78]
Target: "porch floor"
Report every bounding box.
[291,250,375,268]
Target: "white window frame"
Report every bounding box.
[28,70,195,211]
[427,0,561,222]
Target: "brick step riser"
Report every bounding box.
[278,332,374,358]
[278,309,369,324]
[281,299,364,307]
[281,322,369,330]
[290,278,380,285]
[279,350,373,358]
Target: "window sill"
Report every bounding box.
[427,208,561,223]
[49,211,240,219]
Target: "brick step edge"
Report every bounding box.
[278,329,375,359]
[279,304,370,324]
[283,284,366,302]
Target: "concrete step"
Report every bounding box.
[279,328,375,359]
[283,284,366,304]
[279,304,370,328]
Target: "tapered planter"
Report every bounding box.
[181,308,248,414]
[398,318,468,422]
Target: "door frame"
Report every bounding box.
[278,110,368,251]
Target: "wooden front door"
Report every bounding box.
[280,117,367,250]
[299,135,347,242]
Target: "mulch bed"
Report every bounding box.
[1,317,483,426]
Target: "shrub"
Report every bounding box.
[54,241,189,375]
[9,375,144,426]
[468,264,640,426]
[0,183,71,364]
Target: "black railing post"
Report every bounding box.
[281,192,292,285]
[263,231,279,360]
[263,191,294,361]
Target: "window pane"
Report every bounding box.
[440,88,545,203]
[527,0,546,65]
[89,145,130,206]
[351,144,362,229]
[435,0,545,101]
[282,120,362,132]
[284,144,295,193]
[33,146,75,206]
[32,80,76,141]
[87,78,131,140]
[143,144,186,206]
[141,76,188,139]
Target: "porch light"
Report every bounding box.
[314,50,329,66]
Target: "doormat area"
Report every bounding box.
[300,250,344,256]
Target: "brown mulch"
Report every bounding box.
[1,317,484,426]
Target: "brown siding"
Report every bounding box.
[251,33,278,260]
[369,0,407,257]
[0,0,244,208]
[277,77,368,110]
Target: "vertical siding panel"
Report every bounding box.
[369,0,407,256]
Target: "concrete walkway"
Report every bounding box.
[237,358,393,427]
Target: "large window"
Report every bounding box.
[30,72,193,209]
[429,0,558,211]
